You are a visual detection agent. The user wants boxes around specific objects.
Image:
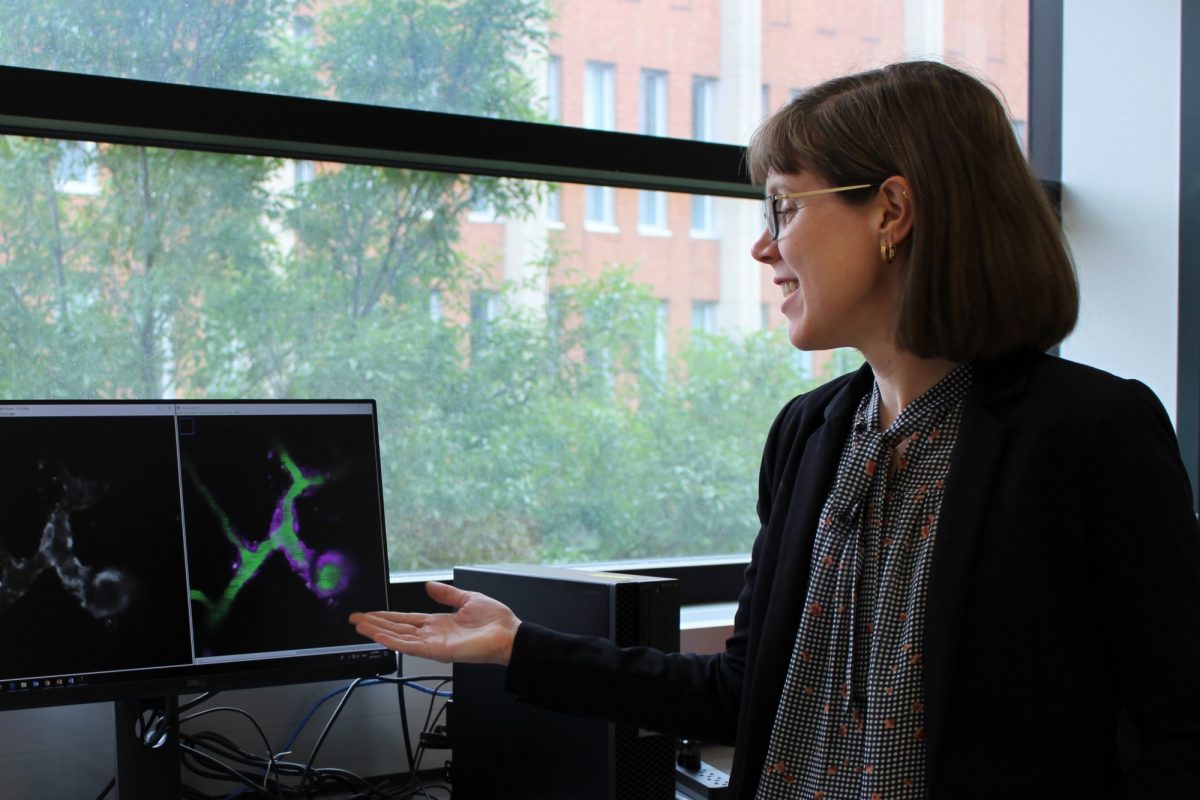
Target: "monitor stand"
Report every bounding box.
[113,696,181,800]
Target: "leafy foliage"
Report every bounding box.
[0,0,828,570]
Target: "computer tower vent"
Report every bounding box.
[614,723,678,799]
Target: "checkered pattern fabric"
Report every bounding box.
[756,364,972,800]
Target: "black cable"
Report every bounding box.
[181,705,275,770]
[180,742,282,799]
[412,679,452,776]
[299,676,365,797]
[178,690,219,713]
[395,680,416,777]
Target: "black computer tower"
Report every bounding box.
[452,564,680,800]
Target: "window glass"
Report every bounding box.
[0,2,1028,142]
[0,136,851,572]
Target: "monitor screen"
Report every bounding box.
[0,400,394,711]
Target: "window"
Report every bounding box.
[1012,119,1028,154]
[0,2,1032,577]
[692,301,718,334]
[545,187,563,225]
[469,186,499,223]
[54,140,100,195]
[639,70,670,232]
[584,62,617,228]
[641,69,669,135]
[547,56,562,123]
[586,185,616,227]
[585,61,616,131]
[655,300,670,366]
[294,159,315,185]
[639,191,669,232]
[691,77,719,236]
[470,290,501,346]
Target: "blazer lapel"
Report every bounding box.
[774,364,877,604]
[743,365,873,780]
[922,354,1033,787]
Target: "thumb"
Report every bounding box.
[425,580,471,610]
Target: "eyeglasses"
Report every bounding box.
[763,184,874,240]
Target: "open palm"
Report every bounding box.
[349,581,521,665]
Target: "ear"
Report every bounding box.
[874,176,914,249]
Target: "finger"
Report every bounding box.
[353,617,421,639]
[355,614,441,633]
[425,581,473,609]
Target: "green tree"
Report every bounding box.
[0,0,832,571]
[0,0,289,397]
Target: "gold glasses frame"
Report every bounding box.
[763,183,874,240]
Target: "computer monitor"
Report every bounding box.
[0,400,395,797]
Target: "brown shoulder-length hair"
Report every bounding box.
[747,60,1077,361]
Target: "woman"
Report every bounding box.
[351,61,1200,798]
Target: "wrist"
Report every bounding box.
[498,618,521,666]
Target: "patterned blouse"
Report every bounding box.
[756,364,973,800]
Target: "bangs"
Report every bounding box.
[746,103,812,185]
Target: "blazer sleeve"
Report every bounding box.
[1083,379,1200,797]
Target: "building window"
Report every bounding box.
[547,55,562,123]
[585,61,616,131]
[638,69,670,232]
[293,159,315,185]
[468,185,499,223]
[54,140,100,196]
[691,77,718,235]
[1012,119,1028,154]
[691,300,718,334]
[639,191,668,233]
[641,69,668,136]
[584,62,617,228]
[470,290,501,347]
[692,76,716,141]
[655,300,670,366]
[545,186,563,225]
[585,185,616,227]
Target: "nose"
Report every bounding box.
[750,226,778,265]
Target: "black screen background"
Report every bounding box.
[0,415,193,679]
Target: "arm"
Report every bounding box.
[350,573,751,744]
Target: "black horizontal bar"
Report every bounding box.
[0,65,758,197]
[386,557,748,613]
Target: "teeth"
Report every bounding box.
[780,280,799,297]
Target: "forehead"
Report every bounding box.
[764,170,817,196]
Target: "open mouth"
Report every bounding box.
[780,279,799,298]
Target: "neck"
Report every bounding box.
[863,347,960,429]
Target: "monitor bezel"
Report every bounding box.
[0,398,396,712]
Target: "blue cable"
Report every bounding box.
[217,677,452,799]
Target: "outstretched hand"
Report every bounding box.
[349,581,521,665]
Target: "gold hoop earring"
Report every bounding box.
[880,240,896,264]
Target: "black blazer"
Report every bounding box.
[506,352,1200,798]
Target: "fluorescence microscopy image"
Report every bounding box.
[0,414,193,680]
[179,413,389,658]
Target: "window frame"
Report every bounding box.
[0,1,1063,606]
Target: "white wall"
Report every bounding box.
[1060,0,1182,421]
